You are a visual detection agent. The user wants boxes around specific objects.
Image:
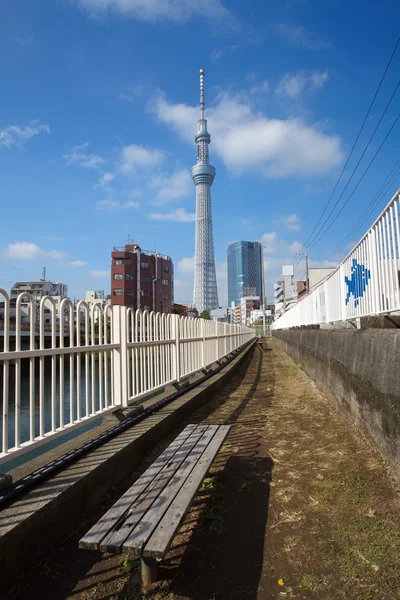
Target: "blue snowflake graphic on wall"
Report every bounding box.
[345,259,371,308]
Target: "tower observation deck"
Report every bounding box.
[191,68,219,312]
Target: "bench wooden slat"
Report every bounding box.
[122,425,220,552]
[79,424,198,550]
[143,425,230,558]
[100,425,209,553]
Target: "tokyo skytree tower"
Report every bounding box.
[191,68,219,312]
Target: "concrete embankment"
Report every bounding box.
[0,339,256,596]
[273,328,400,482]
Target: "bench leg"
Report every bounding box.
[141,555,157,589]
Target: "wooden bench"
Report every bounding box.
[79,423,230,590]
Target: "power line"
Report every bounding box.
[322,160,400,263]
[302,82,399,254]
[307,112,400,251]
[294,36,400,265]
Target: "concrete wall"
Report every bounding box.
[273,329,400,481]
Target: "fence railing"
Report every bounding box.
[273,189,400,329]
[0,292,255,464]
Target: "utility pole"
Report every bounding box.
[261,244,266,336]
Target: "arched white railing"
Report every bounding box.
[0,299,255,463]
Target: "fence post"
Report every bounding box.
[201,318,205,368]
[112,305,128,407]
[224,322,227,357]
[215,320,219,362]
[173,314,181,383]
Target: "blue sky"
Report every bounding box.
[1,0,399,305]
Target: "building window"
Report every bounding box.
[141,276,152,283]
[115,259,123,265]
[114,273,123,280]
[113,289,123,296]
[163,265,169,272]
[126,289,134,296]
[162,293,169,300]
[162,279,169,285]
[143,304,152,311]
[141,262,149,269]
[44,308,51,314]
[140,290,152,297]
[126,273,134,280]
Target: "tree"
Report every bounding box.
[199,309,211,320]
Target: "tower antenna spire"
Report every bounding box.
[199,67,205,120]
[191,68,218,312]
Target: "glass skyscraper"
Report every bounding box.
[227,241,263,306]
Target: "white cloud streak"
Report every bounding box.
[120,144,164,174]
[149,208,195,222]
[0,121,50,149]
[150,169,191,204]
[94,172,115,188]
[64,142,105,169]
[276,71,329,98]
[277,214,302,231]
[275,22,333,50]
[69,260,87,267]
[96,199,140,211]
[151,90,343,178]
[4,242,65,261]
[76,0,229,22]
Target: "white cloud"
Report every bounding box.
[178,256,195,275]
[276,71,329,99]
[69,260,87,267]
[275,22,333,50]
[239,217,255,230]
[149,208,195,222]
[94,172,115,189]
[260,232,278,252]
[76,0,229,22]
[150,169,191,204]
[277,214,302,232]
[210,44,239,62]
[120,144,164,174]
[250,79,269,95]
[96,199,140,211]
[4,242,65,261]
[64,142,105,169]
[151,90,343,178]
[89,270,110,278]
[119,84,143,102]
[288,241,303,254]
[0,121,50,149]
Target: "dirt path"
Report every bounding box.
[6,338,400,600]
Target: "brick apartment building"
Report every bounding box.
[111,244,173,313]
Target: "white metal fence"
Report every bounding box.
[0,294,255,464]
[273,189,400,329]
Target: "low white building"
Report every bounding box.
[241,295,260,326]
[210,308,228,322]
[8,280,68,324]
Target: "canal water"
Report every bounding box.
[0,360,112,467]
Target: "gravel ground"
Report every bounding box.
[5,337,400,600]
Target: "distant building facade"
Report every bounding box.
[241,295,260,326]
[7,279,68,324]
[111,244,173,313]
[227,241,263,307]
